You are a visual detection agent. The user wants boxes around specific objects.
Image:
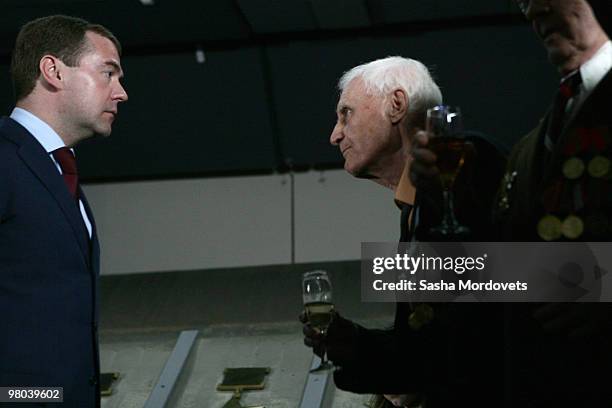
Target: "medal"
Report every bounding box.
[587,155,610,178]
[562,157,585,180]
[561,215,584,240]
[408,303,434,331]
[537,215,562,241]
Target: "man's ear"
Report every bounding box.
[39,55,65,90]
[389,88,408,124]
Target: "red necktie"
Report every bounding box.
[52,147,79,201]
[546,70,582,147]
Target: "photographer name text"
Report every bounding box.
[371,254,527,292]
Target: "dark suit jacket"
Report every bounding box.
[0,117,101,408]
[493,70,612,406]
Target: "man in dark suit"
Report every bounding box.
[301,57,506,407]
[411,0,612,405]
[0,15,127,407]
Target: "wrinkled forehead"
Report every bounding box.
[340,77,362,97]
[340,77,381,103]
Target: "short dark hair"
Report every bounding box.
[10,15,121,102]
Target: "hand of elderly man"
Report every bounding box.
[300,310,361,365]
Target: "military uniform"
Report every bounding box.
[494,46,612,406]
[495,61,612,242]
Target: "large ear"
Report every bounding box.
[38,55,65,90]
[388,88,408,125]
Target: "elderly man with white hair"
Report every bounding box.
[301,56,506,408]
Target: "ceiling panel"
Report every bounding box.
[236,0,317,33]
[377,0,512,24]
[3,0,106,5]
[0,0,250,55]
[0,0,521,58]
[310,0,371,30]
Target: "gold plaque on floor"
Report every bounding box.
[100,372,120,396]
[217,367,270,408]
[217,367,270,392]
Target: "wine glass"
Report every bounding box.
[302,270,334,372]
[426,105,471,237]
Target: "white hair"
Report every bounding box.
[338,56,443,127]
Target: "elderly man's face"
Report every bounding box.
[520,0,607,73]
[329,78,398,178]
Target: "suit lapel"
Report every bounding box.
[516,120,546,207]
[1,118,90,265]
[79,185,100,274]
[79,186,100,326]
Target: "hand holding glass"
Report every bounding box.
[426,105,471,237]
[302,270,334,372]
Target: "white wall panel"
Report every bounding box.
[83,169,398,275]
[294,170,398,263]
[83,174,291,275]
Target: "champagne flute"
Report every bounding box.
[302,270,334,372]
[426,105,471,237]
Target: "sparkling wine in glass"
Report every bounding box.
[302,270,334,372]
[426,105,471,237]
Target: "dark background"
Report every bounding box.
[0,0,557,182]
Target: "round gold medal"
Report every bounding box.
[587,155,610,178]
[561,215,584,240]
[408,303,434,331]
[562,157,585,180]
[537,215,562,241]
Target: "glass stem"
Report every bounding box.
[441,189,459,229]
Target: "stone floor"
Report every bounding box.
[98,262,394,407]
[99,319,391,408]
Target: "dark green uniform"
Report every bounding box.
[494,71,612,406]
